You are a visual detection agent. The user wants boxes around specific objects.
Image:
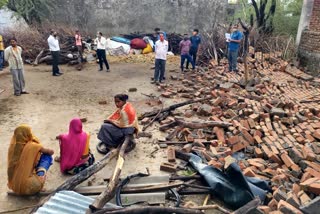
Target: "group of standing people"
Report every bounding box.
[152,28,202,85]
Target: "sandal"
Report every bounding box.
[96,142,110,154]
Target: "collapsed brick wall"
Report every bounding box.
[299,0,320,74]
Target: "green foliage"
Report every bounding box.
[0,0,8,8]
[7,0,55,24]
[231,0,303,36]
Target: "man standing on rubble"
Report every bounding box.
[187,29,201,69]
[4,38,29,96]
[152,33,168,85]
[48,30,63,76]
[0,34,4,71]
[227,24,243,72]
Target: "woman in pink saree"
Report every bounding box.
[57,118,95,175]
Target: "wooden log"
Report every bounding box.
[139,97,212,120]
[142,105,163,131]
[88,135,132,213]
[29,149,119,213]
[231,198,261,214]
[33,49,45,65]
[166,126,184,141]
[175,118,232,129]
[157,141,211,145]
[94,206,204,214]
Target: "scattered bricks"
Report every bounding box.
[167,146,176,163]
[247,118,256,129]
[254,136,263,144]
[182,143,193,153]
[193,139,205,148]
[186,134,194,143]
[254,130,263,138]
[302,145,316,161]
[296,136,306,144]
[202,150,213,161]
[258,206,270,214]
[312,131,320,140]
[273,188,288,201]
[305,134,315,143]
[281,153,295,168]
[269,153,283,165]
[210,145,218,155]
[247,159,266,171]
[98,100,108,105]
[197,104,212,116]
[232,142,245,153]
[250,113,260,121]
[243,167,256,177]
[213,127,226,144]
[271,107,286,118]
[306,180,320,195]
[300,177,320,192]
[270,145,280,155]
[140,117,151,125]
[291,164,302,178]
[161,91,173,98]
[241,129,255,145]
[298,191,311,206]
[300,196,320,214]
[268,199,278,211]
[288,148,304,164]
[160,162,177,173]
[261,144,272,157]
[278,200,303,214]
[227,100,238,108]
[228,135,240,145]
[197,129,205,139]
[286,191,301,209]
[212,97,223,106]
[305,167,320,179]
[208,159,223,169]
[255,147,264,158]
[292,183,301,195]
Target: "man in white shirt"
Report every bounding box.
[152,33,168,84]
[47,30,62,76]
[94,32,110,72]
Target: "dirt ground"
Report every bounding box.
[0,59,225,213]
[0,60,223,213]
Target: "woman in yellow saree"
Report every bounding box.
[7,125,54,195]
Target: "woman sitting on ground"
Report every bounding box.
[7,125,54,195]
[57,118,95,175]
[97,94,139,154]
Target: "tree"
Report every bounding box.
[0,0,8,8]
[7,0,55,24]
[251,0,276,34]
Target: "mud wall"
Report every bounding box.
[52,0,227,36]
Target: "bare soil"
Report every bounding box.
[0,61,222,214]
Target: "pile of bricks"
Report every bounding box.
[148,57,320,213]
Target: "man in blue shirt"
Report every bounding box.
[187,29,201,69]
[227,24,243,72]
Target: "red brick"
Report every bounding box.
[243,168,256,177]
[302,146,316,161]
[280,153,294,168]
[167,146,176,162]
[254,147,264,158]
[232,142,245,153]
[214,127,225,144]
[286,192,300,209]
[278,200,303,214]
[228,135,239,145]
[254,135,263,144]
[258,206,270,214]
[312,131,320,140]
[208,159,223,169]
[297,190,311,206]
[305,167,320,178]
[292,183,301,195]
[268,199,278,211]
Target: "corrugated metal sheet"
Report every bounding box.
[36,191,118,214]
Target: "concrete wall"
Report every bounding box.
[51,0,227,36]
[298,0,320,74]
